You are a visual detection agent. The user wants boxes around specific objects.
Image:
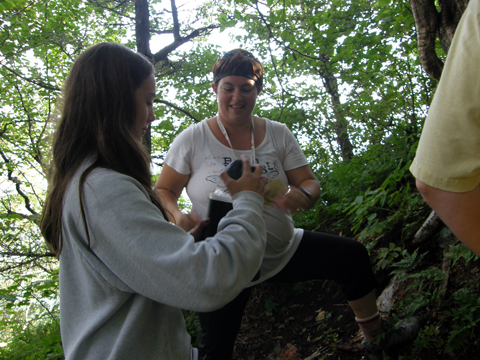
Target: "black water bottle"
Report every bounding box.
[201,160,255,239]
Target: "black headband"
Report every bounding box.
[214,72,259,84]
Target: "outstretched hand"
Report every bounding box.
[174,212,202,233]
[220,155,268,199]
[174,212,209,242]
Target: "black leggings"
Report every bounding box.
[197,230,377,360]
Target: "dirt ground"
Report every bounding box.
[229,239,480,360]
[232,280,364,360]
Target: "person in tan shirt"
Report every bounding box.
[410,0,480,257]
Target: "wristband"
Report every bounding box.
[298,187,312,200]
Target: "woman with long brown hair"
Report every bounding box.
[40,42,268,360]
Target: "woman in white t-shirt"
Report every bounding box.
[155,49,420,358]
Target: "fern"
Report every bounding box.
[444,289,480,353]
[402,267,445,282]
[391,252,445,318]
[390,248,427,277]
[445,243,480,267]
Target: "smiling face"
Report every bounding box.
[213,75,262,126]
[134,73,156,141]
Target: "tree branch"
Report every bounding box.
[0,150,38,217]
[0,251,55,258]
[171,0,181,42]
[0,210,39,222]
[0,0,38,26]
[1,64,61,92]
[151,25,217,63]
[413,210,443,244]
[86,0,135,21]
[155,99,199,122]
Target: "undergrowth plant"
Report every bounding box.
[445,242,480,267]
[442,244,480,354]
[389,248,445,318]
[314,311,338,345]
[0,268,61,359]
[264,297,279,314]
[444,289,480,354]
[389,244,480,357]
[445,289,480,353]
[0,317,63,360]
[373,242,402,272]
[309,133,427,247]
[183,310,201,348]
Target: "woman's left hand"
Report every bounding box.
[273,185,311,213]
[188,218,210,242]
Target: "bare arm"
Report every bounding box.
[154,164,200,232]
[274,165,320,213]
[416,180,480,256]
[155,158,268,233]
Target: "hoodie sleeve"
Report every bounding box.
[63,168,266,312]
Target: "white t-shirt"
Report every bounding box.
[165,118,309,284]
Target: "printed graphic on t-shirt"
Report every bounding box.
[204,156,285,208]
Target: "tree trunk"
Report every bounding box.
[410,0,470,81]
[321,70,354,161]
[135,0,151,57]
[135,0,153,154]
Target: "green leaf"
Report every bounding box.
[4,0,16,10]
[367,213,377,222]
[377,0,391,7]
[218,13,228,24]
[225,19,237,28]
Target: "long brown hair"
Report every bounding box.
[41,42,167,256]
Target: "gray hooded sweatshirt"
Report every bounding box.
[59,163,266,359]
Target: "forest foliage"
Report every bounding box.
[1,0,478,359]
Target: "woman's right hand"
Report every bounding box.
[174,212,202,233]
[220,155,268,199]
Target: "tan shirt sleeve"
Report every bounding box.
[410,0,480,192]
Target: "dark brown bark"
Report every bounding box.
[321,70,354,161]
[438,0,466,52]
[135,0,153,152]
[135,0,151,57]
[410,0,444,81]
[410,0,470,81]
